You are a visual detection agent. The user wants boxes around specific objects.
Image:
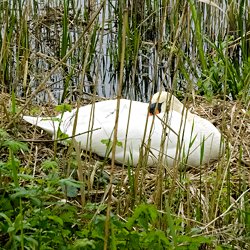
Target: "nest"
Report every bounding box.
[1,93,250,246]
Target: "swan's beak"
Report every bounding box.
[149,103,161,116]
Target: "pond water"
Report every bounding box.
[1,0,248,103]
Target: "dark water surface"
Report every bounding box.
[1,0,248,103]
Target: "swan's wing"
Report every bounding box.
[88,100,149,164]
[23,115,61,135]
[146,111,193,166]
[190,116,223,162]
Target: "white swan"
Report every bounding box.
[150,91,224,166]
[23,92,223,167]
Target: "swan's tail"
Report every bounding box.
[23,116,59,135]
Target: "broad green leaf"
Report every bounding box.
[55,103,72,113]
[48,215,64,226]
[3,140,29,153]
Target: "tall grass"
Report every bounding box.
[0,0,250,249]
[1,1,249,101]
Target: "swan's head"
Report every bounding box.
[149,91,184,115]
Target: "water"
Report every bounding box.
[1,0,248,103]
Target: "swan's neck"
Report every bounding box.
[167,96,195,122]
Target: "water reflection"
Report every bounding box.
[2,0,248,103]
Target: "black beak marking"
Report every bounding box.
[149,102,163,115]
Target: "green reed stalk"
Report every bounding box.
[104,8,128,250]
[189,0,207,72]
[61,0,69,59]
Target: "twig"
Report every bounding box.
[201,188,250,231]
[19,128,101,143]
[6,1,105,129]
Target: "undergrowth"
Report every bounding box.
[0,0,250,249]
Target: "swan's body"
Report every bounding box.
[23,92,224,167]
[150,92,224,165]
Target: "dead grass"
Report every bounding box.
[1,93,250,181]
[1,92,249,189]
[1,92,250,247]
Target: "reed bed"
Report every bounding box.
[0,0,250,249]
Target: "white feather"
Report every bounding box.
[23,94,224,167]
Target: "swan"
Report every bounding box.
[23,92,223,167]
[149,91,224,166]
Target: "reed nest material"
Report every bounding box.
[1,94,249,174]
[1,93,250,246]
[1,94,250,194]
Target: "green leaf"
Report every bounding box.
[57,128,69,140]
[0,128,10,141]
[116,141,123,147]
[10,187,31,199]
[59,178,81,197]
[41,160,59,171]
[0,212,13,227]
[7,156,20,170]
[49,117,62,123]
[141,230,170,248]
[3,140,29,153]
[73,238,96,249]
[101,139,123,148]
[101,139,111,146]
[91,215,106,240]
[59,178,81,188]
[55,103,72,113]
[48,215,64,226]
[126,204,158,231]
[13,213,23,231]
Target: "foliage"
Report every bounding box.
[74,204,212,250]
[0,129,215,249]
[0,0,250,249]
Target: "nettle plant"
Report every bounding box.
[0,129,79,248]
